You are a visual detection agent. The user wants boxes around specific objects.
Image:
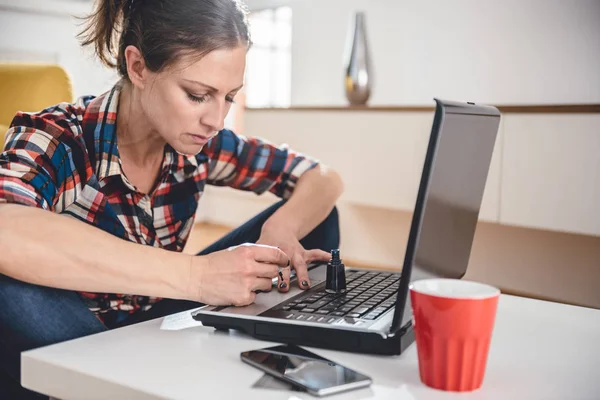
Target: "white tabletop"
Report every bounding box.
[22,294,600,400]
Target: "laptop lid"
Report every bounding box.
[390,99,501,334]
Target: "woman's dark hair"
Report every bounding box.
[79,0,251,78]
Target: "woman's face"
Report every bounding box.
[140,45,246,155]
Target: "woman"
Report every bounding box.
[0,0,343,397]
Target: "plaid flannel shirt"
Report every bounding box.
[0,83,318,320]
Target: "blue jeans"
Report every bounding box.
[0,200,339,398]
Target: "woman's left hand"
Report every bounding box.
[257,227,331,292]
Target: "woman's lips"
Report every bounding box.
[187,133,210,144]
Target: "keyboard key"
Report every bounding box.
[313,300,330,309]
[315,310,330,315]
[352,307,371,315]
[330,311,345,316]
[346,313,361,318]
[303,308,316,313]
[296,315,306,320]
[302,296,321,304]
[292,304,306,310]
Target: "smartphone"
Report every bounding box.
[240,344,372,397]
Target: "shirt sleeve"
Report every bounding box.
[0,109,88,211]
[0,126,58,209]
[0,102,90,211]
[203,129,319,199]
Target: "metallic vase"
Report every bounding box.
[344,11,372,106]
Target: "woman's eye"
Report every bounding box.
[188,93,208,103]
[225,96,236,104]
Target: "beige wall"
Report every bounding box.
[241,110,600,237]
[285,0,600,106]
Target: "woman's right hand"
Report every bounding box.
[188,243,290,306]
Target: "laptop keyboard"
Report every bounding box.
[261,270,401,324]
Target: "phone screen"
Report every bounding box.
[241,345,371,395]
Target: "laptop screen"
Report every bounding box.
[393,101,501,332]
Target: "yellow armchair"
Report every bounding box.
[0,64,73,148]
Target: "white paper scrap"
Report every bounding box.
[159,307,205,330]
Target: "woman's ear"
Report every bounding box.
[124,45,148,88]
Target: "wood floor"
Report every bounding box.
[182,222,232,255]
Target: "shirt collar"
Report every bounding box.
[82,83,124,181]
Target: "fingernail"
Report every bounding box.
[279,282,287,289]
[301,280,309,287]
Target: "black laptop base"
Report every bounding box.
[197,313,415,356]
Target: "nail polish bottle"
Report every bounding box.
[326,249,346,294]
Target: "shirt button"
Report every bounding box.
[139,212,153,226]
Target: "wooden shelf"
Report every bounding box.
[246,104,600,114]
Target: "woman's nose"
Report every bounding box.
[200,100,226,132]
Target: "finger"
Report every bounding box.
[277,263,291,293]
[253,245,290,267]
[254,262,279,279]
[252,277,273,293]
[305,249,332,263]
[238,291,257,306]
[292,253,311,290]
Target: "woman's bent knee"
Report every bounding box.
[0,273,106,351]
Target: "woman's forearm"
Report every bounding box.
[263,165,344,239]
[0,203,192,299]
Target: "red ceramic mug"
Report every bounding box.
[409,279,500,392]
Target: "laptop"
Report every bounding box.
[192,99,501,356]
